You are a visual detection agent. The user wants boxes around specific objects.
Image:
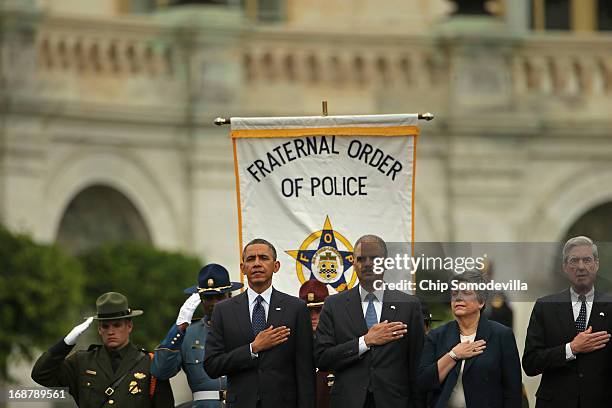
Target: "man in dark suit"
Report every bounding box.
[314,234,424,408]
[523,236,612,408]
[204,238,315,408]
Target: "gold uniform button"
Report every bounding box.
[108,400,114,405]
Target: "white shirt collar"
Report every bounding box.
[359,284,384,303]
[247,285,273,305]
[570,286,595,303]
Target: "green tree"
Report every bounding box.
[0,226,85,382]
[78,242,202,350]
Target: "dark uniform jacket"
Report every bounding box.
[152,318,226,408]
[32,340,174,408]
[315,369,331,408]
[522,289,612,408]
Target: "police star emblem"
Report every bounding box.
[286,216,356,293]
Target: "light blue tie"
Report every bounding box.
[364,293,378,329]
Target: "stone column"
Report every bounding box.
[506,0,530,33]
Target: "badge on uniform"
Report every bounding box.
[129,380,142,395]
[133,372,147,380]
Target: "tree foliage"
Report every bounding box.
[78,242,202,351]
[0,226,85,381]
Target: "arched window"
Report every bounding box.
[56,185,151,254]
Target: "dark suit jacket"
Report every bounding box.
[204,288,315,408]
[418,316,522,408]
[522,289,612,408]
[314,287,424,408]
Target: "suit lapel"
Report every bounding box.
[588,291,610,331]
[345,286,368,336]
[438,322,461,404]
[233,291,255,343]
[556,289,577,341]
[267,288,286,328]
[463,315,492,374]
[379,290,398,322]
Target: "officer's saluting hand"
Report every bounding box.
[32,292,174,408]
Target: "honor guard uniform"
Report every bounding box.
[299,279,331,408]
[152,264,243,408]
[31,292,174,408]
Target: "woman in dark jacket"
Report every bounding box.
[418,271,522,408]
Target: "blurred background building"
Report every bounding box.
[2,0,612,405]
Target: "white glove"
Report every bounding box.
[64,317,94,345]
[176,293,201,326]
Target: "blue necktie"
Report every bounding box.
[365,293,378,329]
[252,295,267,335]
[575,294,587,333]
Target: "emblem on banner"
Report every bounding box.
[286,216,357,292]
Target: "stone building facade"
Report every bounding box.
[2,0,612,405]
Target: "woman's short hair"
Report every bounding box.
[450,269,488,311]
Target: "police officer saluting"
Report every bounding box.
[31,292,174,408]
[152,264,242,407]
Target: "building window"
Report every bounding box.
[254,0,284,22]
[599,0,612,30]
[531,0,570,30]
[531,0,602,31]
[544,0,570,29]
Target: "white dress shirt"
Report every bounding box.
[248,285,274,358]
[565,286,595,360]
[358,285,384,356]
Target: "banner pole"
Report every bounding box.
[213,112,435,126]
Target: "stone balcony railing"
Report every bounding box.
[2,6,612,122]
[241,30,612,99]
[511,34,612,98]
[37,28,175,77]
[241,34,443,91]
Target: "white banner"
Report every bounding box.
[231,114,419,295]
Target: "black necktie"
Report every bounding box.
[110,351,121,373]
[252,295,267,335]
[575,294,587,333]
